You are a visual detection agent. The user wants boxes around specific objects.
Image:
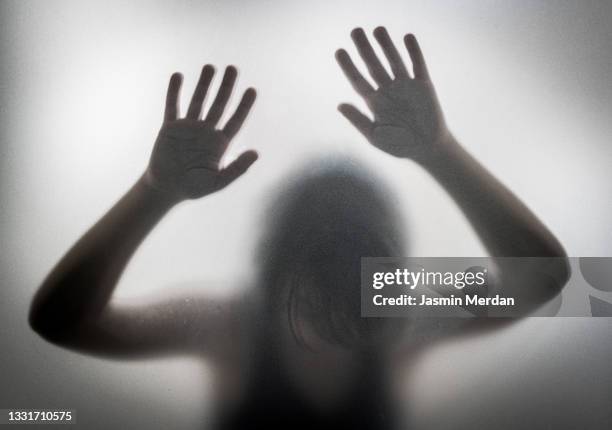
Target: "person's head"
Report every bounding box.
[256,156,407,349]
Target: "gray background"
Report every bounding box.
[1,0,611,428]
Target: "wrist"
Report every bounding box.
[414,131,461,170]
[136,171,181,210]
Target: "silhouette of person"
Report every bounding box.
[29,27,569,429]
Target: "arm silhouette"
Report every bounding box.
[336,27,569,317]
[29,65,257,358]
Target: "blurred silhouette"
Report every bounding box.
[29,27,570,429]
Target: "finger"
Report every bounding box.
[335,49,375,97]
[203,66,237,126]
[338,103,374,138]
[222,88,257,140]
[404,33,430,80]
[186,65,215,120]
[373,26,409,79]
[216,150,258,189]
[164,72,183,121]
[351,27,392,86]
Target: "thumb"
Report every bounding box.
[215,150,258,190]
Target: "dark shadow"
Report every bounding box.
[28,26,570,428]
[220,156,409,429]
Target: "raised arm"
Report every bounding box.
[29,65,258,357]
[335,27,569,315]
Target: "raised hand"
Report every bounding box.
[336,27,449,161]
[145,65,258,201]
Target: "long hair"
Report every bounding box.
[256,156,407,348]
